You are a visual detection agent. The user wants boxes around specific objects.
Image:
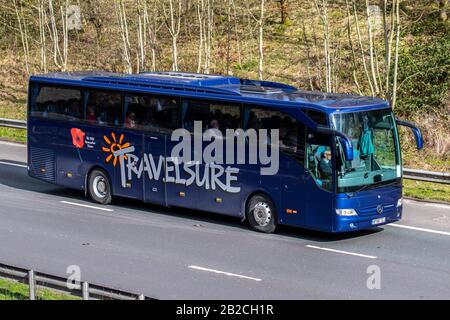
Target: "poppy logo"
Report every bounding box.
[70,128,85,149]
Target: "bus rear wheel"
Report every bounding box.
[246,194,277,233]
[88,169,112,205]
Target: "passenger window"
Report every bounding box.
[124,94,180,132]
[32,85,82,121]
[85,90,122,127]
[183,100,241,133]
[125,94,156,131]
[306,130,333,191]
[245,107,305,163]
[153,97,181,131]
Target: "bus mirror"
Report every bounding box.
[316,126,354,161]
[396,119,423,150]
[337,136,354,161]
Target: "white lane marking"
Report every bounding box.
[0,141,26,148]
[0,161,27,168]
[188,265,262,282]
[388,223,450,236]
[60,201,113,212]
[305,245,377,259]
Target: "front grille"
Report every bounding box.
[358,203,395,216]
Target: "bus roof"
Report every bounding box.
[29,71,389,114]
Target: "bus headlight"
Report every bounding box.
[397,198,403,208]
[336,209,358,216]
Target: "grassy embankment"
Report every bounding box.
[0,278,79,300]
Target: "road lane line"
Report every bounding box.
[188,265,262,282]
[60,201,113,212]
[0,161,27,168]
[305,245,377,259]
[388,223,450,236]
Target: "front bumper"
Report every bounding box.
[333,206,403,232]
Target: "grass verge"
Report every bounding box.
[0,128,26,143]
[403,179,450,203]
[0,278,79,300]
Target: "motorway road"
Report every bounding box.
[0,140,449,299]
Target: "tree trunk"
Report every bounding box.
[278,0,288,24]
[439,0,448,22]
[258,0,265,80]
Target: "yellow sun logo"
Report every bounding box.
[102,132,130,167]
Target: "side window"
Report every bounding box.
[305,109,328,126]
[124,94,180,132]
[32,85,82,121]
[306,129,333,191]
[183,99,241,133]
[153,97,181,131]
[125,94,156,131]
[85,90,122,127]
[245,106,305,163]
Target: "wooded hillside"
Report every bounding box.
[0,0,448,168]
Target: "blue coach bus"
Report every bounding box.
[27,71,423,233]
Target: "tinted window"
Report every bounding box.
[154,96,180,131]
[245,106,305,162]
[184,99,241,133]
[305,109,328,126]
[85,90,122,127]
[31,85,82,120]
[124,94,180,132]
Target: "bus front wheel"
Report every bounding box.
[246,194,277,233]
[88,169,112,205]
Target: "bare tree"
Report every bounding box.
[231,0,242,68]
[345,0,362,94]
[391,0,401,109]
[277,0,289,25]
[13,0,31,75]
[115,0,132,73]
[137,0,147,72]
[196,0,205,73]
[161,0,182,71]
[38,0,48,73]
[300,16,314,90]
[439,0,448,22]
[313,0,332,92]
[247,0,265,80]
[366,0,380,94]
[144,0,162,72]
[352,0,375,96]
[47,0,69,72]
[203,0,214,74]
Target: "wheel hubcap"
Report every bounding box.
[93,176,107,199]
[252,202,272,227]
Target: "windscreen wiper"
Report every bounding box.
[354,179,400,194]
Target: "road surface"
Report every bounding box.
[0,141,449,299]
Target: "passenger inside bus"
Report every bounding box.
[125,111,137,129]
[86,106,96,123]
